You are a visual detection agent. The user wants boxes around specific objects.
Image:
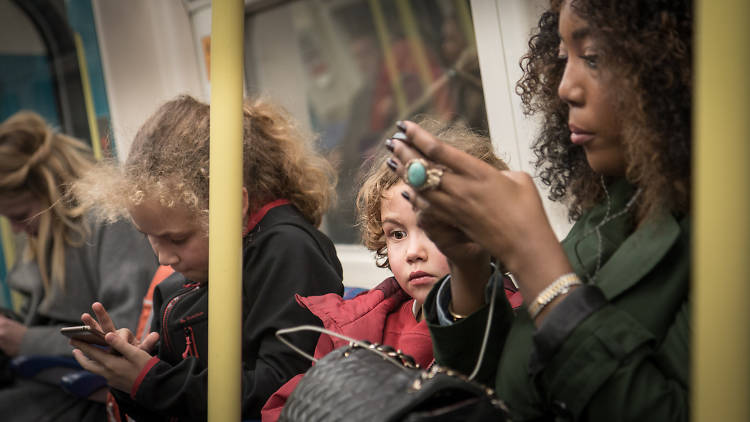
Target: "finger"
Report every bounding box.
[114,328,136,344]
[139,332,160,353]
[399,121,480,176]
[72,348,109,375]
[91,302,117,333]
[105,332,145,361]
[80,313,103,332]
[71,339,113,363]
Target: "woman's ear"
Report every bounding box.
[242,187,249,218]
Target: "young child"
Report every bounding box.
[69,95,344,421]
[261,121,519,421]
[0,111,156,422]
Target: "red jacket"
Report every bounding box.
[261,277,432,422]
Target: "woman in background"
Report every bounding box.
[0,111,157,421]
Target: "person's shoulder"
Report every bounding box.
[251,205,332,249]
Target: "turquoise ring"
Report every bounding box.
[405,158,444,192]
[406,158,428,188]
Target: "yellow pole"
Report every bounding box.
[367,0,408,115]
[454,0,476,47]
[208,1,244,421]
[0,219,15,272]
[394,0,433,92]
[693,0,750,420]
[73,33,102,160]
[0,218,16,308]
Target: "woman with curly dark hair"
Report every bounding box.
[385,0,691,420]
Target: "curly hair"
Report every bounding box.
[357,119,508,268]
[75,95,336,229]
[0,111,95,291]
[516,0,692,220]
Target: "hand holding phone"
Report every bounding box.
[60,325,108,347]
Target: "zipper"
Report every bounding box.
[182,325,199,359]
[161,284,201,355]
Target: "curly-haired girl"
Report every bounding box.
[69,95,344,421]
[261,120,521,421]
[388,0,692,420]
[0,111,156,422]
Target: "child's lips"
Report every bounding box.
[408,271,435,286]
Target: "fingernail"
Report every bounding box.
[385,138,394,152]
[391,132,407,141]
[396,121,407,133]
[386,158,398,171]
[401,191,411,201]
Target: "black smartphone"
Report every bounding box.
[60,325,108,347]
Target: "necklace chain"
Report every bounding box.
[582,176,642,282]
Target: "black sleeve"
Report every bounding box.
[115,225,343,421]
[109,274,177,422]
[239,224,344,417]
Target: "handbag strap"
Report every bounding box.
[276,268,501,380]
[275,325,417,371]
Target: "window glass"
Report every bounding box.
[245,0,487,243]
[0,0,60,126]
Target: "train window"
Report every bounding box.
[243,0,487,243]
[0,0,110,150]
[0,0,61,127]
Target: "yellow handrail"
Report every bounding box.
[73,33,102,160]
[454,0,476,47]
[208,0,244,421]
[693,0,750,420]
[395,0,433,92]
[368,0,408,116]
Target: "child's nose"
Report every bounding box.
[156,248,179,266]
[405,236,428,263]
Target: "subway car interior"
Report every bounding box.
[0,0,747,421]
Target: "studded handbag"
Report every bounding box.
[276,324,510,422]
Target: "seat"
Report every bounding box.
[343,286,368,300]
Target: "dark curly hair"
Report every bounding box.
[516,0,692,220]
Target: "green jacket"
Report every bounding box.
[425,180,689,421]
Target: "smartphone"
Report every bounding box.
[60,325,109,347]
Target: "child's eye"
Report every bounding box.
[388,230,406,240]
[170,236,188,245]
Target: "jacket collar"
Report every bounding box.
[295,277,409,348]
[595,212,680,299]
[563,179,681,300]
[242,199,291,236]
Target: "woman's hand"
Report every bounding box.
[71,332,157,393]
[0,315,27,356]
[389,121,573,306]
[403,187,491,314]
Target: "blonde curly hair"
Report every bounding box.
[75,95,336,229]
[356,119,508,268]
[0,111,95,291]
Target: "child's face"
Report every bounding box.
[381,181,451,307]
[129,198,209,283]
[557,0,626,176]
